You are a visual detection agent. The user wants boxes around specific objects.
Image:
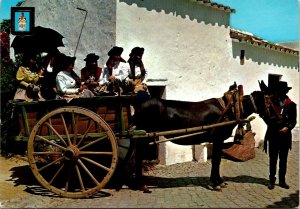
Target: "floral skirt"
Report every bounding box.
[14,88,45,102]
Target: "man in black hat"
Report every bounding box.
[99,46,127,95]
[262,80,297,190]
[80,53,102,93]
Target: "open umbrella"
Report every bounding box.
[11,26,64,55]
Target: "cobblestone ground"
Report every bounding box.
[0,142,299,208]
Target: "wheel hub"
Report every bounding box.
[64,145,80,161]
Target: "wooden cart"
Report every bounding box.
[8,95,147,198]
[6,95,252,198]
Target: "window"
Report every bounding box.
[240,50,245,65]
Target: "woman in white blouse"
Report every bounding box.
[98,46,128,95]
[56,55,93,98]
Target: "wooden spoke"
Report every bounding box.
[47,117,54,137]
[36,135,66,151]
[60,113,72,146]
[71,113,79,145]
[38,156,65,172]
[78,135,108,151]
[44,122,67,147]
[80,151,113,155]
[33,151,62,155]
[75,164,85,192]
[49,164,65,185]
[81,156,111,172]
[76,122,94,147]
[77,159,100,185]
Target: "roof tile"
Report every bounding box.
[230,29,299,56]
[195,0,235,13]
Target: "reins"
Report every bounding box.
[264,95,283,120]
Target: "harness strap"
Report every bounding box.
[217,97,226,110]
[217,97,232,117]
[270,102,283,120]
[250,94,258,113]
[211,97,234,136]
[265,95,283,120]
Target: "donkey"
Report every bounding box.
[132,88,268,192]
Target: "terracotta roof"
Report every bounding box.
[195,0,235,13]
[230,29,299,56]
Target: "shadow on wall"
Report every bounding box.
[120,0,230,27]
[232,41,299,69]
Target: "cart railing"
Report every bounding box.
[8,95,138,142]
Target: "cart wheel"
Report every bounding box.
[27,106,118,198]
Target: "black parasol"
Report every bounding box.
[11,26,64,55]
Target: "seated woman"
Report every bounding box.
[14,52,45,102]
[80,53,102,94]
[98,46,128,96]
[56,55,94,100]
[125,47,150,99]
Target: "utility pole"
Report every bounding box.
[74,7,88,57]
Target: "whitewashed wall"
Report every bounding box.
[117,0,233,101]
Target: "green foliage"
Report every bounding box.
[0,59,19,93]
[0,20,11,32]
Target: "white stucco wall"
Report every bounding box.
[116,0,299,164]
[117,0,233,101]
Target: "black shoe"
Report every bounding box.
[279,182,290,189]
[268,183,275,190]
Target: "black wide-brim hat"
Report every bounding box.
[129,47,144,57]
[276,81,292,93]
[268,73,282,91]
[107,46,124,57]
[258,73,292,94]
[64,55,76,64]
[84,53,99,62]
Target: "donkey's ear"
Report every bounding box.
[258,80,269,93]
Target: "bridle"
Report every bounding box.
[264,94,283,119]
[250,92,282,119]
